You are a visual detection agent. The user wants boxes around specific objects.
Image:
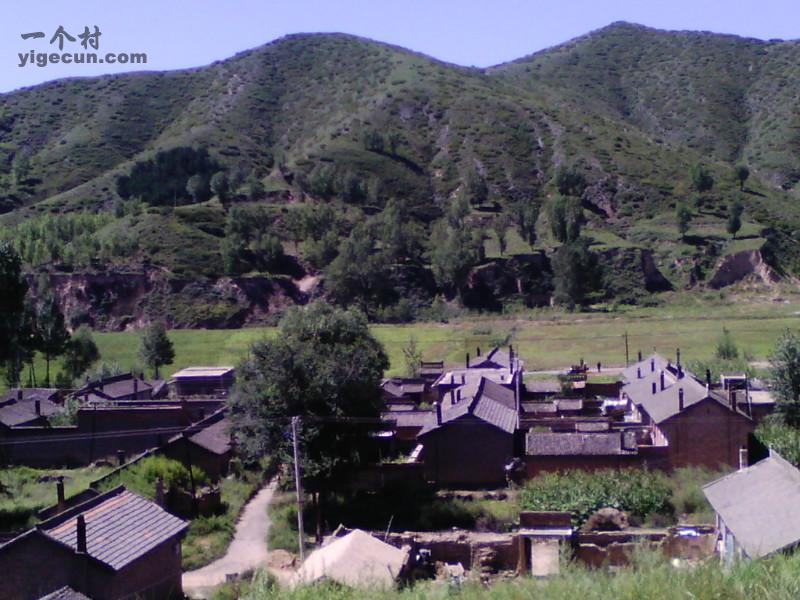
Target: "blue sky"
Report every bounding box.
[1,0,798,92]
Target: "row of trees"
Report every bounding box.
[1,241,175,386]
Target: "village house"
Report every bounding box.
[168,366,235,397]
[161,408,233,480]
[418,376,519,487]
[703,451,800,562]
[0,486,188,600]
[73,373,166,404]
[0,388,62,429]
[621,353,754,470]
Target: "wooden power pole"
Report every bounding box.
[291,416,305,561]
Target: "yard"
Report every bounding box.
[0,465,112,531]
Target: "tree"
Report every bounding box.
[715,327,739,360]
[62,325,100,382]
[735,165,750,191]
[378,199,424,264]
[690,164,714,193]
[551,240,591,309]
[210,171,230,201]
[228,301,389,534]
[362,129,385,153]
[246,176,266,201]
[510,198,539,247]
[0,242,29,365]
[770,330,800,427]
[464,168,488,205]
[138,322,175,378]
[325,224,391,312]
[430,221,480,298]
[36,294,70,386]
[676,203,692,239]
[553,166,586,197]
[547,196,582,244]
[727,200,744,239]
[493,215,510,255]
[186,174,209,204]
[402,337,422,377]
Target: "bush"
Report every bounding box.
[520,469,671,526]
[97,455,209,498]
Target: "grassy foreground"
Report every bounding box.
[212,550,800,600]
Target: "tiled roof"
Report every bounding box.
[381,378,426,398]
[419,376,517,436]
[189,417,232,455]
[0,399,60,427]
[622,353,750,424]
[381,411,432,428]
[0,388,58,404]
[526,431,637,456]
[524,380,561,394]
[470,347,512,369]
[38,586,90,600]
[703,452,800,558]
[38,486,188,571]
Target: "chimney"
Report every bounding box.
[450,384,455,404]
[456,389,461,403]
[660,371,665,391]
[739,447,748,470]
[676,348,681,368]
[117,449,125,466]
[636,367,641,379]
[651,382,657,395]
[56,477,65,507]
[476,346,481,357]
[706,369,712,386]
[34,400,41,416]
[650,358,655,373]
[76,515,87,554]
[461,374,465,384]
[435,401,442,425]
[16,389,22,402]
[729,388,736,411]
[678,388,685,411]
[637,350,642,362]
[133,378,138,395]
[466,353,470,368]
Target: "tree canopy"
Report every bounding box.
[138,322,175,378]
[770,330,800,427]
[228,301,389,495]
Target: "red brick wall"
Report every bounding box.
[659,399,753,470]
[421,418,514,488]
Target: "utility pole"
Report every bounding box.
[291,416,305,562]
[624,330,630,366]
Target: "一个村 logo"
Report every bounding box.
[18,25,147,68]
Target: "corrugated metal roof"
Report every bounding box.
[38,486,188,571]
[170,366,235,379]
[703,452,800,558]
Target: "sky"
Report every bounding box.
[1,0,798,93]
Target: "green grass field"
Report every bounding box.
[12,291,800,389]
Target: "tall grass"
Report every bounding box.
[212,549,800,600]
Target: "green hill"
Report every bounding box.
[1,23,799,327]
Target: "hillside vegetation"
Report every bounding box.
[2,23,800,326]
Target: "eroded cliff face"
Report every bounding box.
[707,249,780,289]
[35,270,308,331]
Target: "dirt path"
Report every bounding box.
[183,478,278,599]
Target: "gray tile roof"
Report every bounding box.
[623,353,749,424]
[419,376,517,436]
[526,431,637,456]
[189,417,232,455]
[0,388,58,404]
[703,452,800,558]
[38,586,91,600]
[524,380,561,394]
[381,411,432,428]
[0,399,61,427]
[38,486,188,571]
[470,346,512,369]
